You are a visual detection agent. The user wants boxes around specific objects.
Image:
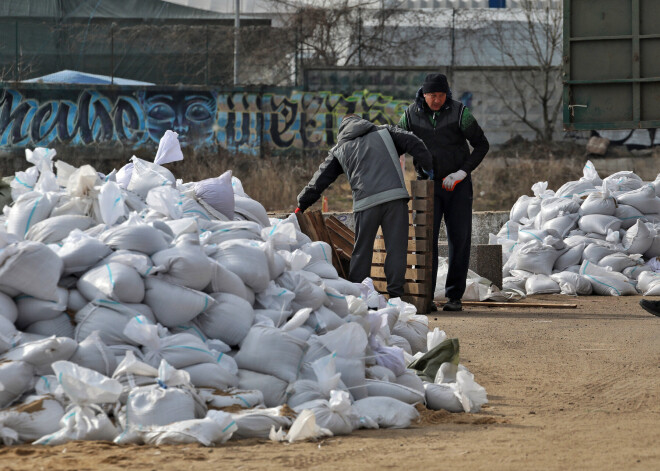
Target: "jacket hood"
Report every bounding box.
[336,116,378,145]
[414,86,454,113]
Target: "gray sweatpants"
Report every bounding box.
[349,198,408,298]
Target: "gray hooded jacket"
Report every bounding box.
[297,116,433,213]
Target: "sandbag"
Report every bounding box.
[68,331,117,376]
[0,241,62,301]
[524,274,561,295]
[100,216,170,255]
[231,406,293,439]
[550,271,593,296]
[352,397,419,429]
[58,230,112,275]
[77,262,145,303]
[233,195,270,227]
[143,277,214,328]
[151,243,213,290]
[0,395,64,445]
[194,292,255,346]
[237,369,288,408]
[616,184,660,214]
[15,287,68,329]
[194,170,235,220]
[621,220,654,255]
[213,240,271,292]
[579,191,617,216]
[126,156,175,198]
[6,191,59,239]
[0,361,35,408]
[615,204,647,230]
[24,314,75,340]
[578,214,621,236]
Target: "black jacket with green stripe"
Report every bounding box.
[297,116,433,213]
[398,87,489,181]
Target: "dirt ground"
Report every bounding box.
[1,294,658,471]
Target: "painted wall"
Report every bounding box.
[0,85,411,155]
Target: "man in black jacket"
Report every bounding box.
[398,73,489,312]
[297,114,433,299]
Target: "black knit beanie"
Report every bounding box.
[422,73,449,94]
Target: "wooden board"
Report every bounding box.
[461,301,578,309]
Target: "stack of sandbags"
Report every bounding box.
[491,161,660,296]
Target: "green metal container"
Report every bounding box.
[563,0,660,130]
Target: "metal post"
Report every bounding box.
[15,20,19,81]
[234,0,240,86]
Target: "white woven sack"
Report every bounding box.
[24,313,75,340]
[231,406,293,439]
[1,336,76,370]
[125,385,198,428]
[292,390,360,435]
[234,325,306,383]
[582,242,618,264]
[74,299,142,346]
[579,261,637,296]
[539,197,581,223]
[213,240,270,292]
[305,306,344,335]
[77,262,145,303]
[277,270,327,311]
[234,195,270,227]
[579,191,617,216]
[510,195,531,223]
[6,191,59,239]
[194,170,235,220]
[395,370,425,394]
[515,240,565,275]
[127,156,175,198]
[365,379,426,405]
[0,395,64,444]
[101,249,155,277]
[622,220,654,255]
[201,220,262,246]
[58,231,112,275]
[68,331,117,377]
[598,253,640,272]
[321,278,362,297]
[301,242,338,278]
[0,361,35,408]
[614,204,646,230]
[201,388,264,409]
[554,242,585,272]
[603,171,643,192]
[353,396,419,429]
[542,213,579,239]
[66,289,87,313]
[14,287,68,329]
[424,382,464,412]
[524,274,560,295]
[255,281,295,312]
[182,362,239,390]
[0,241,62,301]
[101,222,170,256]
[194,292,254,346]
[636,271,660,295]
[554,180,595,198]
[0,291,17,323]
[517,228,556,244]
[151,244,213,290]
[143,277,214,328]
[237,369,288,407]
[616,184,660,214]
[496,220,520,240]
[644,230,660,258]
[25,215,94,245]
[550,271,593,296]
[145,185,183,220]
[323,285,349,318]
[578,214,622,235]
[622,265,652,280]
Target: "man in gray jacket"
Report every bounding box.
[296,114,433,299]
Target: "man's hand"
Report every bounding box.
[442,170,467,191]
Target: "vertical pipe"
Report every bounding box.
[234,0,240,86]
[632,0,640,123]
[111,22,114,85]
[15,20,18,81]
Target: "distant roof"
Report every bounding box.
[22,70,154,86]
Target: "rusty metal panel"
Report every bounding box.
[564,0,660,130]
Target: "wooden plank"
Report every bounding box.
[410,180,434,198]
[410,199,431,211]
[371,266,428,281]
[372,252,431,266]
[305,210,347,279]
[461,301,578,309]
[409,212,429,226]
[326,217,355,243]
[327,227,354,259]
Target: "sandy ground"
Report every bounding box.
[1,294,659,471]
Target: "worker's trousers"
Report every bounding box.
[432,177,473,300]
[349,198,409,298]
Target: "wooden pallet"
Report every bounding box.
[370,180,434,313]
[296,210,347,279]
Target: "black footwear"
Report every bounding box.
[429,303,438,312]
[443,298,463,312]
[639,299,660,317]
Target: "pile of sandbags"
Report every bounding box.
[490,161,660,296]
[0,137,486,447]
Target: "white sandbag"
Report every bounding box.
[0,361,36,408]
[274,409,333,443]
[579,190,617,216]
[352,396,419,429]
[578,214,621,236]
[0,241,62,301]
[126,156,175,198]
[582,242,619,264]
[510,195,531,223]
[542,213,579,239]
[205,260,250,300]
[365,379,426,405]
[145,185,183,219]
[277,270,327,311]
[455,368,488,413]
[100,215,170,255]
[237,369,288,407]
[100,250,155,277]
[554,180,595,198]
[143,277,214,328]
[201,388,264,410]
[579,261,637,296]
[517,228,557,244]
[182,362,239,390]
[615,204,647,230]
[603,171,643,192]
[231,406,293,439]
[10,166,39,201]
[194,292,255,346]
[151,243,213,290]
[366,365,397,382]
[389,299,428,355]
[58,230,112,275]
[294,390,362,436]
[25,215,94,245]
[539,197,581,222]
[622,264,652,280]
[550,271,593,296]
[74,299,142,345]
[235,325,306,383]
[194,170,235,220]
[424,382,464,412]
[117,410,236,446]
[644,230,660,258]
[77,262,145,303]
[15,287,68,329]
[637,271,660,295]
[200,220,262,245]
[213,240,270,292]
[524,274,561,295]
[6,191,59,239]
[515,239,565,276]
[68,331,117,376]
[554,242,585,272]
[598,253,641,272]
[622,220,654,255]
[616,184,660,214]
[0,291,18,324]
[322,286,349,318]
[0,395,65,445]
[234,195,270,227]
[306,306,345,335]
[1,336,76,370]
[255,281,295,312]
[321,278,362,298]
[300,242,339,279]
[97,180,126,226]
[24,314,75,339]
[33,361,122,445]
[496,220,520,241]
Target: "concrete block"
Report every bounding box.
[438,243,502,289]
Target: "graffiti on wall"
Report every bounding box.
[0,87,410,154]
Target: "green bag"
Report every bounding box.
[408,338,460,383]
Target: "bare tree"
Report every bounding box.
[465,1,563,142]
